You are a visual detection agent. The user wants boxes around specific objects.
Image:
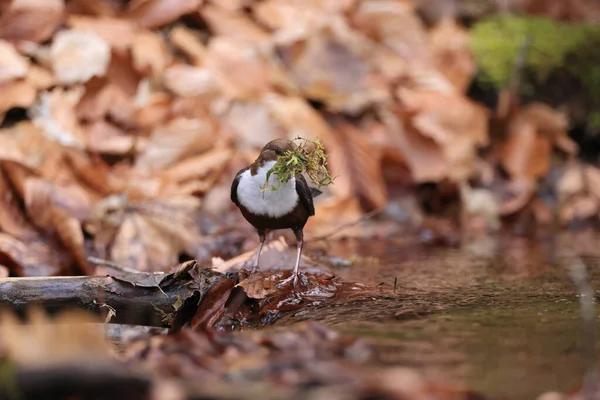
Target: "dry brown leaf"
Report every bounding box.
[30,87,86,148]
[0,309,110,366]
[0,167,38,240]
[397,89,489,181]
[351,0,429,61]
[501,104,572,180]
[134,117,215,173]
[169,25,207,66]
[134,91,172,129]
[222,101,281,148]
[85,120,136,155]
[333,121,388,209]
[0,233,70,276]
[125,0,203,29]
[205,37,273,99]
[0,0,65,44]
[378,105,447,182]
[22,178,90,273]
[131,29,170,76]
[65,0,119,17]
[201,4,270,44]
[26,65,55,90]
[160,148,233,194]
[162,65,217,97]
[206,0,251,12]
[76,79,117,122]
[428,17,476,93]
[253,0,355,31]
[0,40,29,84]
[66,15,136,52]
[107,196,203,272]
[277,29,387,113]
[0,79,37,114]
[50,28,111,85]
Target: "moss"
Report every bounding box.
[471,14,600,130]
[471,14,600,87]
[262,137,335,192]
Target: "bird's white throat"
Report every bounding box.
[236,160,299,218]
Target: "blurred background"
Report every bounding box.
[1,0,600,276]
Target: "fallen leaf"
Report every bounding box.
[162,65,217,97]
[0,0,65,44]
[85,120,136,155]
[26,64,55,90]
[276,28,387,113]
[351,0,429,61]
[501,103,572,180]
[378,105,448,182]
[205,37,273,99]
[50,28,111,85]
[126,0,203,29]
[0,167,38,240]
[397,89,489,181]
[168,25,207,66]
[201,4,270,44]
[134,117,215,174]
[236,271,281,299]
[0,40,29,84]
[0,233,71,276]
[428,17,476,92]
[222,101,281,148]
[30,87,86,148]
[107,196,204,272]
[67,15,136,52]
[131,29,170,76]
[0,309,110,366]
[0,79,37,115]
[331,120,388,209]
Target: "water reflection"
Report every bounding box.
[309,229,600,400]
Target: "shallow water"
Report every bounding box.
[299,230,600,399]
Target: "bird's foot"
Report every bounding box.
[250,265,261,274]
[276,272,305,289]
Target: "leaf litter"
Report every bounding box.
[0,0,599,399]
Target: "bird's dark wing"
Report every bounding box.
[230,167,249,206]
[296,174,316,216]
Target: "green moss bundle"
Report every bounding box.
[262,137,334,192]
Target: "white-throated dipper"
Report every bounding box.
[231,139,322,286]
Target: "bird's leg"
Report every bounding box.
[277,228,303,288]
[252,229,267,272]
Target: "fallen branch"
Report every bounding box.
[0,261,224,327]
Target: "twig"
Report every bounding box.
[306,209,384,243]
[568,257,598,400]
[87,257,141,275]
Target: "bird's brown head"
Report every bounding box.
[251,139,297,173]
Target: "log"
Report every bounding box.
[0,261,225,327]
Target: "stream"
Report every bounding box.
[287,229,600,400]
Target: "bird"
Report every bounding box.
[230,139,322,286]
